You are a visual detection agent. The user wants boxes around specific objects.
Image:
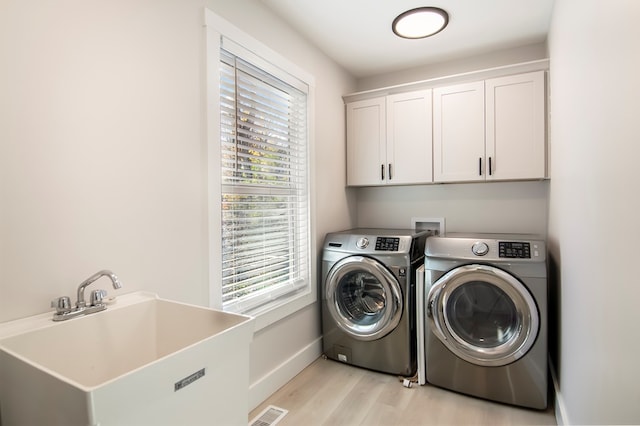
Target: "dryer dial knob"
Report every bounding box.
[356,237,369,249]
[472,242,489,256]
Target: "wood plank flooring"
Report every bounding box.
[249,357,556,426]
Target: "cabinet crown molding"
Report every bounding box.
[343,59,549,104]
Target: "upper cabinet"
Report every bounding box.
[386,90,433,185]
[485,71,546,181]
[346,97,386,186]
[433,71,546,182]
[346,91,433,186]
[433,81,485,182]
[344,62,548,187]
[433,71,546,183]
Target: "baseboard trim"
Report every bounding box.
[248,337,323,411]
[549,357,568,425]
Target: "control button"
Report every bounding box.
[472,242,489,256]
[356,237,369,249]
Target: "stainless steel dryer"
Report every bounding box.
[420,234,548,409]
[321,228,428,376]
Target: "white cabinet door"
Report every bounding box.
[485,71,546,180]
[346,97,386,186]
[386,90,433,185]
[433,81,485,182]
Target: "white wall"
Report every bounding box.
[547,0,640,424]
[357,182,548,235]
[0,0,356,413]
[357,42,548,92]
[0,0,209,321]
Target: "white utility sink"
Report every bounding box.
[0,292,254,426]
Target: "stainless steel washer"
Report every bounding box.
[419,233,548,409]
[321,228,428,376]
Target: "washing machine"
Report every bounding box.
[418,233,548,409]
[321,228,428,376]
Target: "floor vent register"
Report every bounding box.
[249,405,288,426]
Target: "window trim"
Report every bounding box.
[205,9,317,331]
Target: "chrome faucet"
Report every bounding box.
[51,270,123,321]
[76,270,122,308]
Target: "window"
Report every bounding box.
[205,11,314,322]
[219,49,309,314]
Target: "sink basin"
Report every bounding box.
[0,292,254,426]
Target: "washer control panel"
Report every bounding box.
[499,241,531,258]
[323,229,427,256]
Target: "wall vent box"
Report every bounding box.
[411,217,445,236]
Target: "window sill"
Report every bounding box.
[243,288,317,332]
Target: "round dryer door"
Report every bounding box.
[325,256,402,341]
[427,264,539,367]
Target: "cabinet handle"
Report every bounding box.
[381,164,385,180]
[489,157,492,176]
[479,157,482,176]
[388,164,393,180]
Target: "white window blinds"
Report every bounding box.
[219,47,310,314]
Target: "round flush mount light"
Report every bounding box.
[392,7,449,39]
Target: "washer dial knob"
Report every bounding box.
[472,242,489,256]
[356,237,369,249]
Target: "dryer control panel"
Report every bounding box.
[499,241,531,258]
[425,233,545,263]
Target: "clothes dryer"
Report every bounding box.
[321,228,428,376]
[419,234,548,409]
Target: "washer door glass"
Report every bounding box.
[427,264,539,366]
[326,256,402,341]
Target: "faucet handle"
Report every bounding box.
[51,296,72,314]
[90,289,108,306]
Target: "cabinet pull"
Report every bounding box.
[479,157,482,176]
[489,157,492,176]
[381,164,385,180]
[388,164,393,180]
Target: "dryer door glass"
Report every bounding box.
[446,281,518,348]
[427,264,539,366]
[326,256,402,341]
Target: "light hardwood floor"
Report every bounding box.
[249,357,556,426]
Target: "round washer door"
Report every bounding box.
[325,256,402,341]
[426,264,539,367]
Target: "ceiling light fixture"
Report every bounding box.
[392,7,449,39]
